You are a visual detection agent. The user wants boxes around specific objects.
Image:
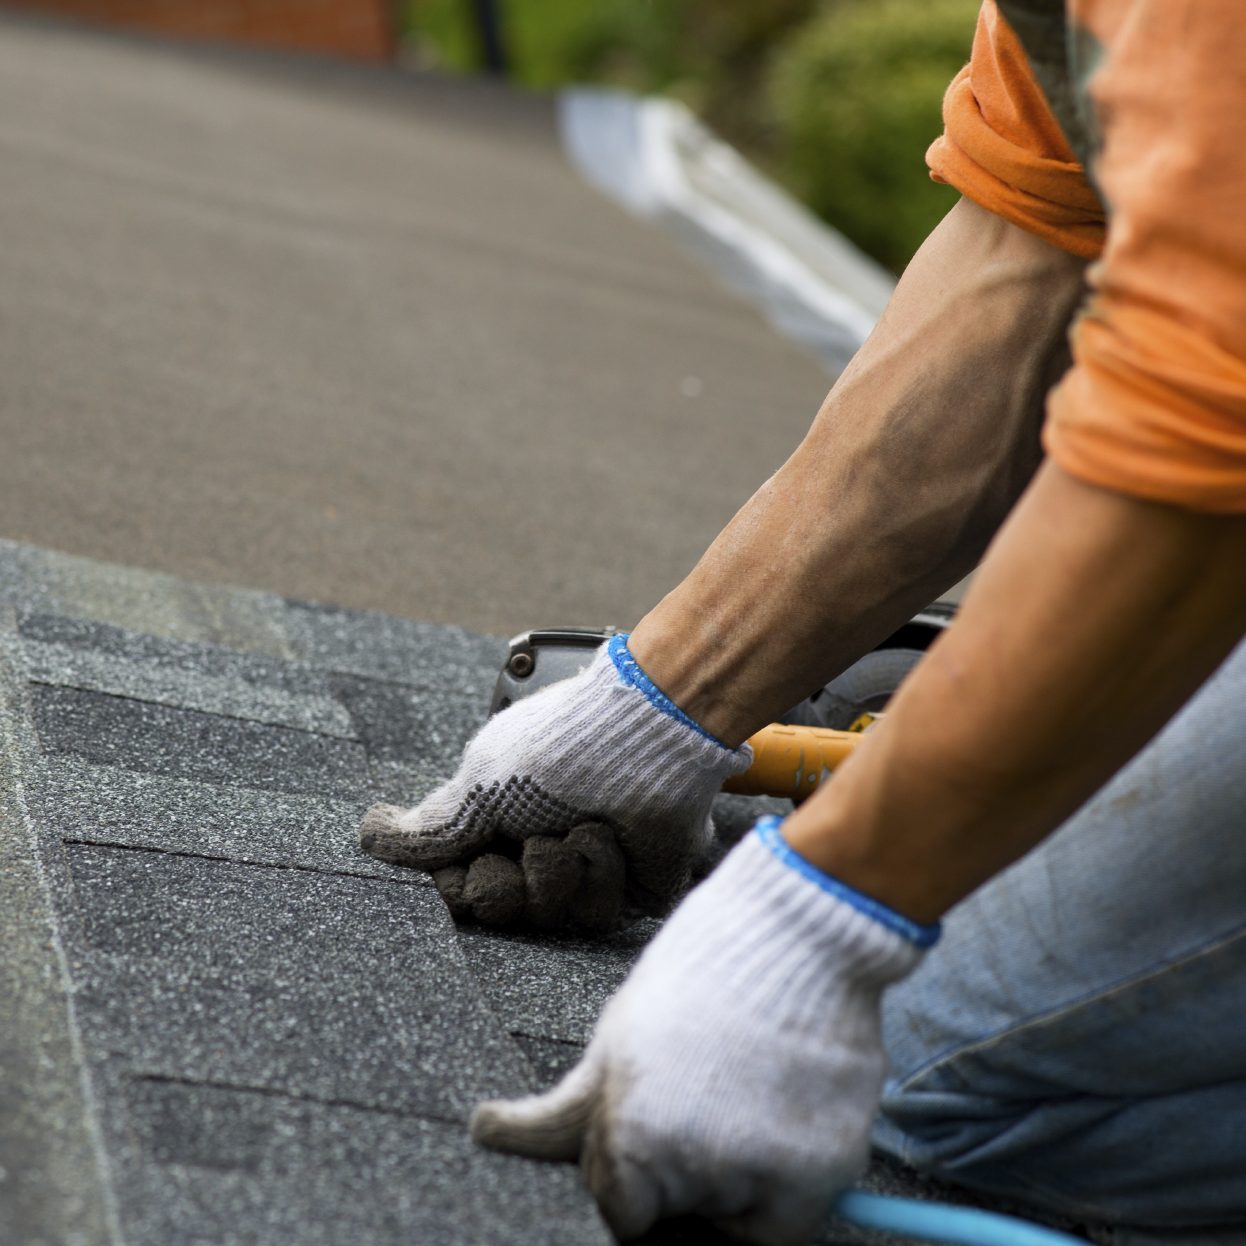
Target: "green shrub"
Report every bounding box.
[767,0,979,271]
[402,0,979,271]
[402,0,690,91]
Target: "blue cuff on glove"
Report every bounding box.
[608,633,731,749]
[754,815,942,948]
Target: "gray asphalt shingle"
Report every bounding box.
[20,611,354,736]
[3,539,1039,1246]
[0,538,296,657]
[64,844,532,1120]
[32,685,371,800]
[330,672,486,768]
[115,1080,614,1246]
[1,543,625,1245]
[33,755,393,879]
[458,923,656,1047]
[283,599,506,691]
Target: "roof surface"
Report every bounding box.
[0,9,831,637]
[0,538,962,1246]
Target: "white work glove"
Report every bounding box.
[471,816,939,1245]
[359,635,752,932]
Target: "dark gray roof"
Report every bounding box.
[0,8,833,638]
[1,538,988,1246]
[0,538,603,1245]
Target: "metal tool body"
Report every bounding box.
[490,610,953,803]
[490,626,621,715]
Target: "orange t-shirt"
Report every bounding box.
[928,1,1246,514]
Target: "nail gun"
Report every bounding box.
[489,608,954,803]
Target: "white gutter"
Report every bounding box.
[558,88,896,375]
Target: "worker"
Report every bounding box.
[361,2,1246,1242]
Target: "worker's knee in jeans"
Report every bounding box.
[875,1052,1077,1184]
[875,1078,1007,1172]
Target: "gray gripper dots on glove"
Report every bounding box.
[360,777,584,871]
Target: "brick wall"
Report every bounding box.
[9,0,396,60]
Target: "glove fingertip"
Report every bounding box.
[468,1099,512,1147]
[358,803,420,862]
[470,1096,585,1162]
[357,801,464,870]
[464,854,526,927]
[432,865,470,921]
[522,835,583,931]
[358,802,403,848]
[564,822,626,934]
[471,1055,601,1161]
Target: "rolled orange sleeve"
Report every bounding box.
[1046,307,1246,510]
[1043,0,1246,513]
[927,2,1105,259]
[932,0,1246,512]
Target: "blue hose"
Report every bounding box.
[833,1190,1089,1246]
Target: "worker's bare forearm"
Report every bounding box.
[630,198,1088,745]
[784,461,1246,923]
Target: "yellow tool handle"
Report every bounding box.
[723,722,862,801]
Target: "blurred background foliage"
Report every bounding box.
[401,0,979,272]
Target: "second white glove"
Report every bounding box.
[471,815,940,1244]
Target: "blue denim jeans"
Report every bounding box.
[872,637,1246,1245]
